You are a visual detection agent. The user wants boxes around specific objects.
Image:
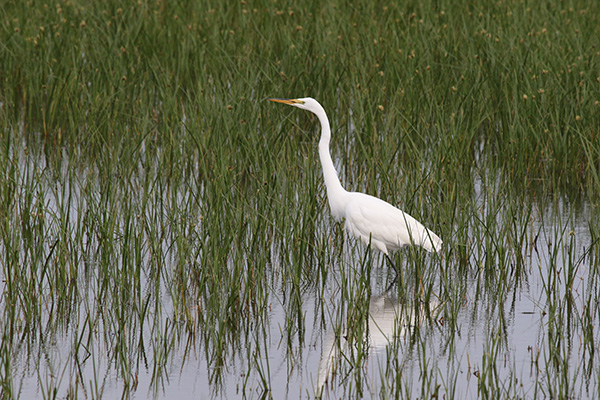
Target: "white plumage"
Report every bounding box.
[269,97,442,278]
[344,192,442,255]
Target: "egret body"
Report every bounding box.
[269,97,442,279]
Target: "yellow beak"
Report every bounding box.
[269,98,304,105]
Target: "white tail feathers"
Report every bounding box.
[420,230,443,253]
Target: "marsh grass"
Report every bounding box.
[1,0,600,398]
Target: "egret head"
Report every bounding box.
[269,97,322,114]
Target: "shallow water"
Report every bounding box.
[2,146,599,399]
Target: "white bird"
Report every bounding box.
[269,97,442,284]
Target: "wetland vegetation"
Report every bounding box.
[1,0,599,398]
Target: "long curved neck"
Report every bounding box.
[314,107,348,220]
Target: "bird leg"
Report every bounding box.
[385,254,399,292]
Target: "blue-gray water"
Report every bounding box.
[4,150,598,399]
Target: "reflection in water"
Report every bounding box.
[317,293,441,396]
[3,143,599,398]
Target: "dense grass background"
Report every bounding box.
[2,0,598,190]
[1,0,599,398]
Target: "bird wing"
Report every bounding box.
[344,193,442,253]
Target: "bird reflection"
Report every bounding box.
[316,293,440,396]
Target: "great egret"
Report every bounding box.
[269,97,442,283]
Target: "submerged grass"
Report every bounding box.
[1,0,599,398]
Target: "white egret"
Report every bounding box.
[269,97,442,284]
